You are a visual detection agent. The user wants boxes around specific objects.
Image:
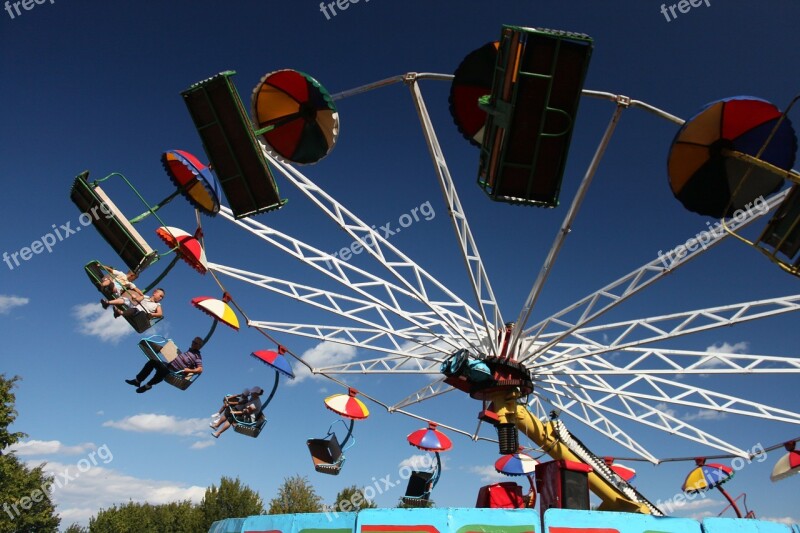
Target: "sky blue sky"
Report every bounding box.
[1,0,799,529]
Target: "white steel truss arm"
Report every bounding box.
[527,294,800,368]
[536,344,800,376]
[543,371,800,425]
[247,322,455,359]
[508,102,627,356]
[408,77,504,355]
[519,189,790,363]
[317,355,443,374]
[268,154,487,353]
[391,378,455,411]
[209,262,468,353]
[535,376,749,458]
[218,206,477,342]
[528,387,659,463]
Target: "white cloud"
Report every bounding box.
[760,516,800,526]
[72,303,133,343]
[290,341,357,384]
[398,454,435,470]
[0,295,29,314]
[706,341,749,354]
[190,440,216,450]
[27,460,206,527]
[103,414,208,437]
[683,409,728,421]
[467,464,507,483]
[6,440,97,456]
[653,402,678,418]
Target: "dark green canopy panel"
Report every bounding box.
[70,172,158,272]
[182,71,287,219]
[478,26,593,207]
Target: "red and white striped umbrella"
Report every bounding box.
[191,296,239,330]
[324,388,369,420]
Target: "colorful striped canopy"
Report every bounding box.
[668,97,796,218]
[610,462,636,482]
[771,449,800,482]
[191,296,240,330]
[251,349,295,379]
[324,389,369,420]
[251,70,339,165]
[161,150,222,216]
[494,451,538,476]
[449,41,499,147]
[155,226,208,274]
[407,422,453,452]
[682,462,734,493]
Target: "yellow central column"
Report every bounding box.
[489,390,651,514]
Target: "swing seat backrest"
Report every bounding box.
[307,433,345,475]
[404,470,434,499]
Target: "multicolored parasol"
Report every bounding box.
[683,461,734,493]
[251,348,295,379]
[449,42,499,146]
[250,346,294,410]
[191,295,240,330]
[407,422,453,452]
[494,450,538,476]
[668,97,797,218]
[683,458,742,518]
[771,441,800,482]
[251,69,339,165]
[161,150,222,216]
[324,388,369,420]
[155,226,208,274]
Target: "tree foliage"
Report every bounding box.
[0,374,60,533]
[330,485,377,513]
[1,374,26,450]
[85,476,267,531]
[88,501,200,533]
[267,475,323,514]
[198,476,264,530]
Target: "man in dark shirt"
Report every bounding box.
[125,336,204,393]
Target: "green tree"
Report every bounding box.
[88,500,200,533]
[1,375,26,450]
[198,476,264,530]
[63,523,88,532]
[267,475,322,514]
[330,485,377,513]
[0,375,60,533]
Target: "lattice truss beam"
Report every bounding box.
[266,155,494,353]
[517,189,790,363]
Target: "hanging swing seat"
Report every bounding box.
[85,261,162,333]
[402,470,434,507]
[231,406,267,438]
[181,71,287,219]
[70,172,158,273]
[758,183,800,273]
[307,432,345,475]
[137,335,198,390]
[477,26,593,207]
[475,482,526,509]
